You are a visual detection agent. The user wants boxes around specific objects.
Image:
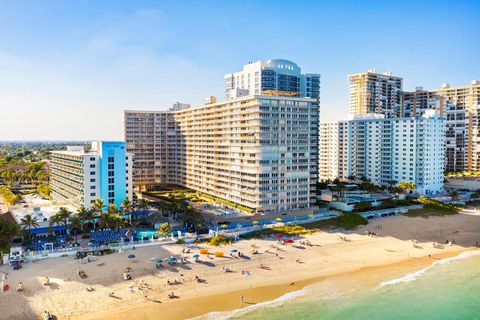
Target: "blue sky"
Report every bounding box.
[0,0,479,140]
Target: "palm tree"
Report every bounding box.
[398,181,416,193]
[137,198,149,211]
[49,213,63,229]
[98,211,112,229]
[157,222,172,237]
[69,215,82,243]
[449,191,460,203]
[58,207,72,227]
[120,198,133,214]
[77,206,96,230]
[92,198,105,214]
[20,214,39,240]
[121,197,134,224]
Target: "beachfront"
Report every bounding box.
[1,211,479,320]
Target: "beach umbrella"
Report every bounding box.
[192,254,200,258]
[275,234,283,239]
[275,217,283,222]
[284,239,294,244]
[230,249,238,253]
[307,214,314,219]
[252,220,259,225]
[220,224,228,229]
[128,254,135,259]
[166,256,177,262]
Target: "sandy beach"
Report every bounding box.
[1,211,480,320]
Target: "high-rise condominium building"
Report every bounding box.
[224,59,320,100]
[348,69,403,117]
[50,141,133,209]
[320,111,445,195]
[319,122,339,181]
[125,93,320,215]
[349,70,480,172]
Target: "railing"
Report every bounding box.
[358,205,423,219]
[20,234,198,261]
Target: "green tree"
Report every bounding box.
[77,206,96,230]
[120,198,133,214]
[137,198,149,211]
[20,214,39,240]
[58,207,72,227]
[157,222,172,237]
[353,201,372,212]
[449,191,460,203]
[398,181,416,193]
[49,213,64,229]
[92,198,105,214]
[69,215,82,243]
[0,219,19,252]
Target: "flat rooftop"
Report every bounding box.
[10,194,76,229]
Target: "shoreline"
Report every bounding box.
[2,213,480,320]
[80,248,471,320]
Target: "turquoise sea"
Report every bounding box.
[201,251,480,320]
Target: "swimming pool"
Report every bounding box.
[134,230,158,239]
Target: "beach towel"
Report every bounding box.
[2,283,9,292]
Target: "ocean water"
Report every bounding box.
[203,251,480,320]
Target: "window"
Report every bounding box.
[108,171,114,177]
[90,171,95,175]
[90,186,96,190]
[108,178,114,184]
[108,164,114,170]
[108,157,114,163]
[108,185,114,191]
[90,164,95,168]
[90,178,95,182]
[90,157,95,161]
[90,192,96,197]
[108,191,114,198]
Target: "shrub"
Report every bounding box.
[241,213,368,239]
[208,235,232,246]
[353,202,372,212]
[176,238,185,244]
[103,249,114,254]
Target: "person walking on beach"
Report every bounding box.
[240,295,244,303]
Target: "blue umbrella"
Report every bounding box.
[192,254,200,258]
[230,249,238,253]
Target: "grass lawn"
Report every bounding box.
[404,207,459,218]
[240,212,368,239]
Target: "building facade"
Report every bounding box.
[50,141,133,209]
[319,122,339,181]
[125,93,320,215]
[348,69,403,117]
[320,111,445,195]
[349,70,480,173]
[224,59,320,100]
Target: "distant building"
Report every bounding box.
[348,69,403,117]
[50,141,133,209]
[349,70,480,172]
[224,59,320,100]
[320,111,445,195]
[319,122,339,181]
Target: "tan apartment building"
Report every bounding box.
[125,93,320,215]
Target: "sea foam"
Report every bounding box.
[380,250,480,287]
[191,287,306,320]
